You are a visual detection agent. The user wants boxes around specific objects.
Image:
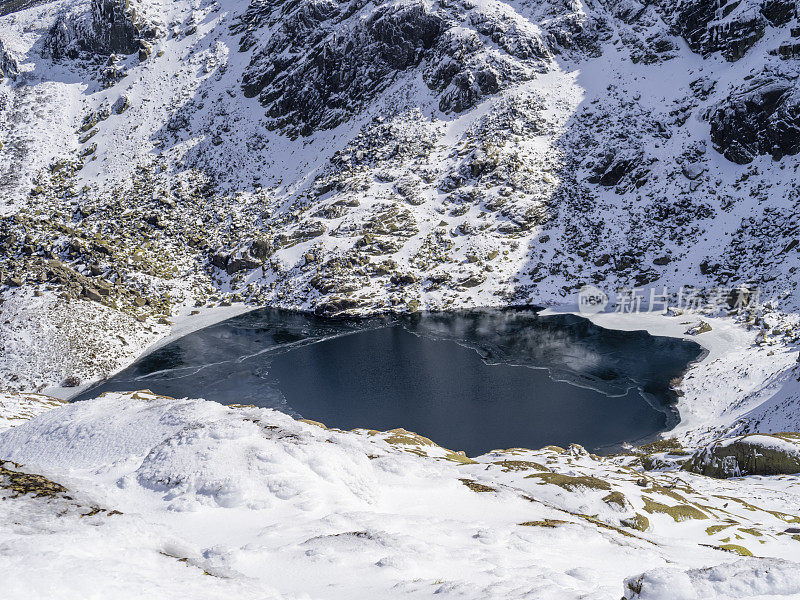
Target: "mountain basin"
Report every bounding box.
[74,308,705,455]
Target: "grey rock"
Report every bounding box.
[45,0,147,60]
[226,256,260,274]
[587,149,643,187]
[82,287,103,301]
[236,0,546,136]
[672,0,766,61]
[459,273,486,288]
[112,95,130,114]
[709,77,800,163]
[684,433,800,478]
[0,38,18,79]
[681,163,705,180]
[62,375,81,387]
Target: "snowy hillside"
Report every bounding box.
[2,391,800,599]
[2,0,800,321]
[0,0,798,444]
[0,1,796,399]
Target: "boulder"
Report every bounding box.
[681,163,704,180]
[390,273,417,285]
[112,95,131,115]
[95,280,113,296]
[587,149,643,187]
[209,251,228,270]
[684,320,712,335]
[314,297,363,316]
[684,433,800,478]
[82,287,103,302]
[250,238,271,260]
[459,273,486,288]
[225,254,260,275]
[61,375,81,387]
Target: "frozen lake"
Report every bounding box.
[75,308,704,455]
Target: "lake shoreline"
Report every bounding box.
[57,301,785,451]
[73,308,704,455]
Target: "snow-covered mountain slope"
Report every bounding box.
[1,0,800,318]
[1,1,800,435]
[2,391,800,599]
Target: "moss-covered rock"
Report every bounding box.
[375,428,477,464]
[602,490,631,511]
[518,519,568,528]
[492,459,549,472]
[620,513,650,532]
[716,543,753,556]
[684,433,800,478]
[525,472,612,492]
[459,478,497,493]
[685,320,712,335]
[0,460,68,498]
[642,496,708,522]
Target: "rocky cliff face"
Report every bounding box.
[709,75,800,163]
[664,0,800,164]
[671,0,765,61]
[43,0,155,60]
[0,34,16,78]
[236,0,550,136]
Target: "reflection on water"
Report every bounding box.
[74,309,704,455]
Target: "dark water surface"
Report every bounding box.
[75,309,704,455]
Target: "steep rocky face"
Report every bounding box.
[89,0,140,54]
[672,0,763,61]
[44,0,150,59]
[236,0,549,136]
[709,76,800,163]
[669,0,795,61]
[0,37,16,79]
[0,0,49,17]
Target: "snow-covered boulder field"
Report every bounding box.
[2,391,800,599]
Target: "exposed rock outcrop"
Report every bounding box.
[685,433,800,478]
[0,37,17,79]
[708,76,800,163]
[236,0,549,136]
[669,0,795,62]
[44,0,154,60]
